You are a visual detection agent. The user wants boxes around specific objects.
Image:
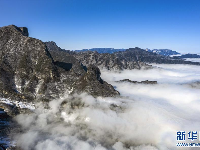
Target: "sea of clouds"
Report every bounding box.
[184,58,200,63]
[13,64,200,150]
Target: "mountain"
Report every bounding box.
[0,26,120,149]
[72,49,150,70]
[45,42,152,70]
[71,47,199,70]
[75,48,126,54]
[0,25,198,103]
[46,42,200,71]
[45,43,194,71]
[0,25,119,103]
[146,49,180,56]
[118,48,195,64]
[75,48,180,56]
[45,41,73,54]
[0,25,199,150]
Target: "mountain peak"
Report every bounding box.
[2,25,29,37]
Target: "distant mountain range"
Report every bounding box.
[173,53,200,59]
[146,49,180,56]
[75,48,126,54]
[75,48,200,59]
[72,47,200,71]
[75,48,180,56]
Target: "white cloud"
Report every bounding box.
[184,58,200,63]
[13,64,200,150]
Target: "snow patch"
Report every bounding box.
[0,98,35,110]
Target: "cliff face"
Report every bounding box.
[73,65,119,96]
[0,25,119,103]
[0,25,57,100]
[45,41,119,97]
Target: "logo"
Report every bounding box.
[177,131,200,147]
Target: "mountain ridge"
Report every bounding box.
[0,25,119,103]
[74,47,180,56]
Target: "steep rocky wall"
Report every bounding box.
[0,25,119,101]
[0,25,57,100]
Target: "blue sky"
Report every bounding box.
[0,0,200,53]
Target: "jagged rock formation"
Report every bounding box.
[45,41,73,54]
[117,79,157,84]
[45,41,84,75]
[45,42,119,96]
[0,25,119,103]
[73,65,119,96]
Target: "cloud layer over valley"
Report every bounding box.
[13,64,200,150]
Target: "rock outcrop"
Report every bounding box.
[73,65,120,96]
[45,42,119,97]
[117,79,157,84]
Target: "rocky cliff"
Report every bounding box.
[0,25,119,103]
